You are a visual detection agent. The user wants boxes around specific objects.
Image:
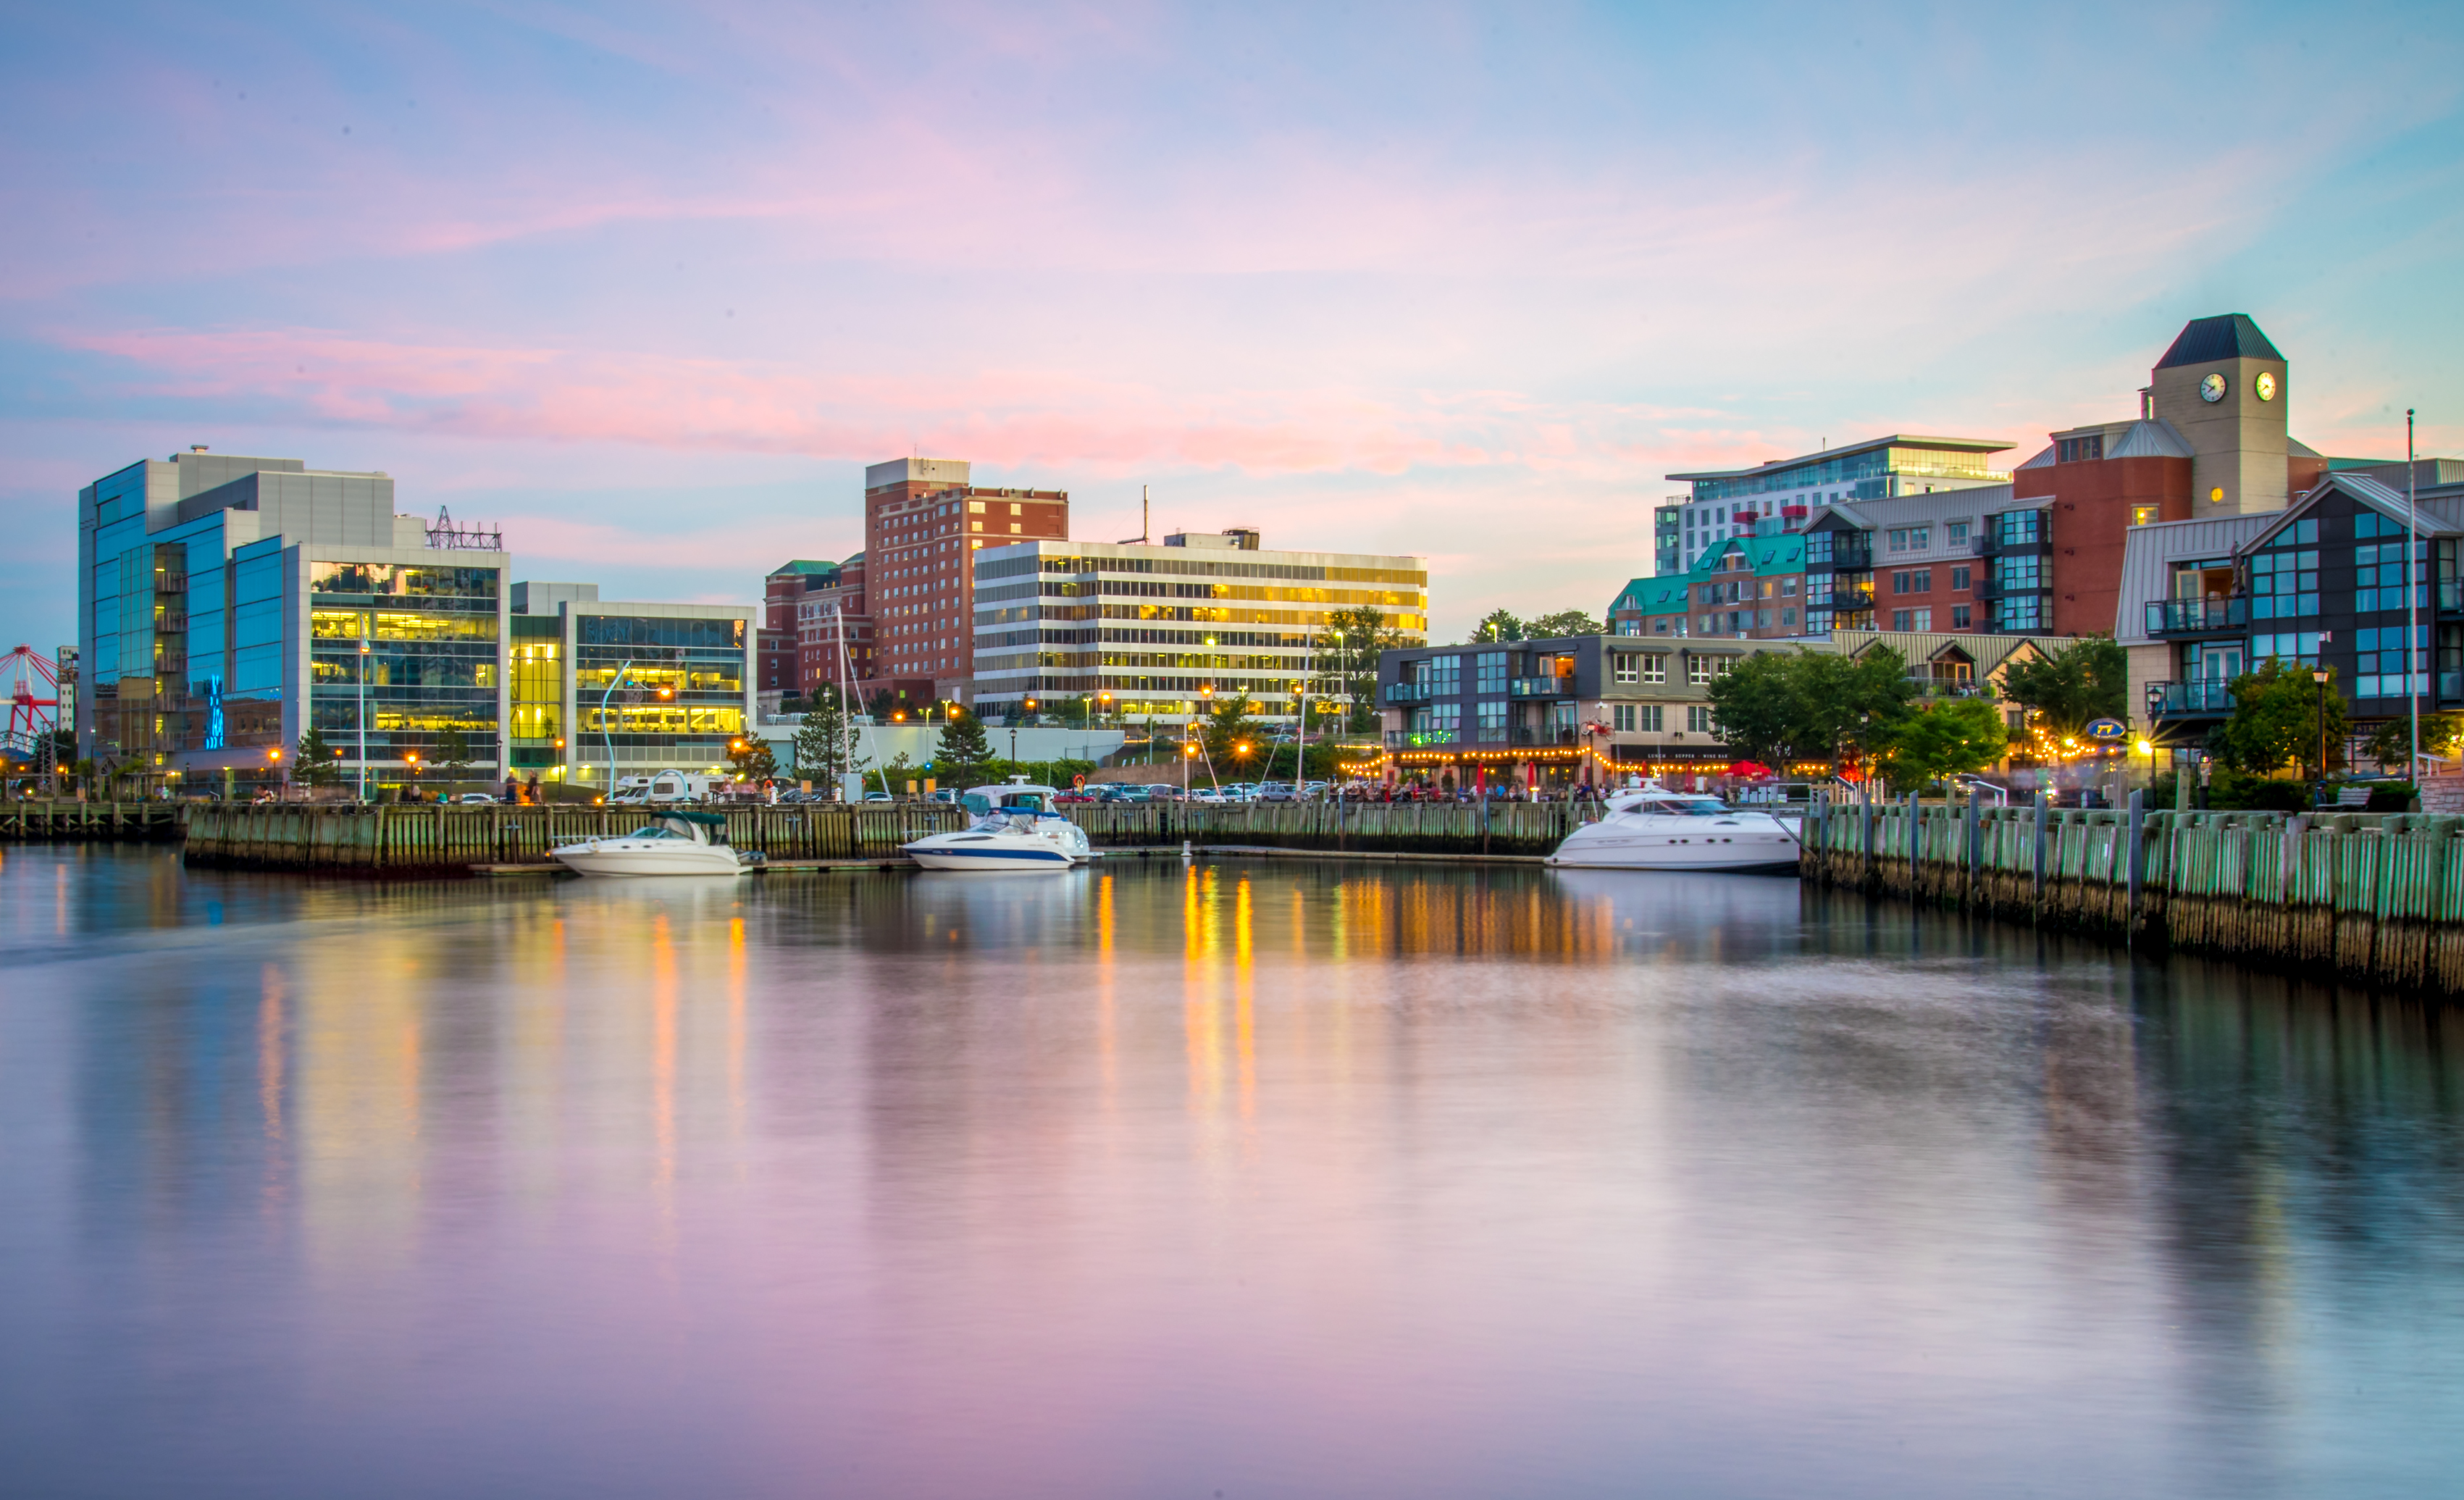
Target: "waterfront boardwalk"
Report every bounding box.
[1805,798,2464,997]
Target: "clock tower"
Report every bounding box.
[2147,313,2291,515]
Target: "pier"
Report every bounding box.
[0,800,183,843]
[181,803,967,873]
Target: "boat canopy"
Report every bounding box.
[654,810,730,827]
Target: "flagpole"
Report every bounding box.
[2410,408,2421,780]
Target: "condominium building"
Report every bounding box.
[1663,435,2015,574]
[970,529,1428,725]
[859,457,1068,708]
[794,553,873,695]
[760,558,842,692]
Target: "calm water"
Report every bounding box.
[4,848,2463,1499]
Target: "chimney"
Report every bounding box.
[2138,388,2153,421]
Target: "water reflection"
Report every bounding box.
[1,849,2460,1499]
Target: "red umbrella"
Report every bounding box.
[1725,760,1774,780]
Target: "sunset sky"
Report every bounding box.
[4,0,2460,650]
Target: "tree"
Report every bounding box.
[792,686,866,782]
[1705,646,1919,768]
[1320,605,1412,732]
[1999,637,2127,734]
[432,722,474,785]
[727,737,778,781]
[1471,608,1525,643]
[1198,691,1273,779]
[935,708,994,785]
[2218,658,2347,778]
[295,727,342,788]
[865,688,898,721]
[1527,608,1604,639]
[2365,712,2464,772]
[1874,698,2008,792]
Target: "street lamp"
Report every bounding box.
[2313,668,2331,801]
[266,745,283,803]
[356,633,371,802]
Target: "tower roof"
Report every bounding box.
[2155,314,2283,369]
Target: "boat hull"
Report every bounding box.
[1545,823,1801,873]
[905,845,1079,872]
[549,843,746,877]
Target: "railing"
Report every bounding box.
[2145,597,2250,635]
[1511,727,1580,745]
[1819,587,1874,611]
[2147,679,2236,714]
[1382,682,1438,704]
[1509,676,1577,697]
[1060,799,1584,858]
[1383,729,1459,747]
[180,802,968,873]
[154,572,188,595]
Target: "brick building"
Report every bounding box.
[759,558,841,692]
[858,458,1068,709]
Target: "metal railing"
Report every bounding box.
[1382,682,1439,704]
[2147,679,2237,715]
[1509,677,1577,697]
[1384,729,1459,747]
[2145,597,2250,635]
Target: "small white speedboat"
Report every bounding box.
[902,781,1094,872]
[549,810,752,877]
[1546,782,1801,873]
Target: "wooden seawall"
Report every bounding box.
[1065,800,1583,858]
[183,803,968,874]
[1804,799,2464,997]
[0,800,183,842]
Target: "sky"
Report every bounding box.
[4,0,2462,655]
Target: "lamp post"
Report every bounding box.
[356,632,371,802]
[267,745,283,802]
[599,658,634,801]
[2313,668,2331,803]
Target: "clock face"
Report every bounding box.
[2255,371,2278,402]
[2200,372,2229,403]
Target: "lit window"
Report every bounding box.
[2130,506,2161,527]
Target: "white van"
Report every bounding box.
[611,770,713,805]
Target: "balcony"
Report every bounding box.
[1384,729,1459,748]
[1383,681,1439,704]
[1809,541,1872,572]
[1780,506,1809,521]
[2147,679,2237,716]
[1510,676,1577,697]
[2442,579,2464,613]
[153,572,188,595]
[1815,587,1874,611]
[1511,727,1580,746]
[2145,597,2250,636]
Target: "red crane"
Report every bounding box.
[3,645,61,760]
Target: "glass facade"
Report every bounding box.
[307,558,500,768]
[573,614,747,770]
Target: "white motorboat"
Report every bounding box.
[902,781,1095,872]
[548,809,752,877]
[1545,782,1801,873]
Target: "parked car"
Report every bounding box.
[1255,782,1299,802]
[1186,787,1231,805]
[1055,789,1101,805]
[863,792,894,803]
[456,792,498,805]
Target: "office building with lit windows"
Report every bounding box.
[506,583,753,791]
[76,448,512,795]
[860,457,1070,709]
[970,529,1428,725]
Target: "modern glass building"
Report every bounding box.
[77,449,510,795]
[971,530,1428,725]
[1664,435,2013,573]
[507,584,753,790]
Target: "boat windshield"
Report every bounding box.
[629,826,686,839]
[1636,797,1732,816]
[962,794,995,816]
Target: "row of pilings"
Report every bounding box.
[1803,796,2464,997]
[0,800,183,842]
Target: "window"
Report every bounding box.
[1612,704,1636,732]
[1950,565,1971,591]
[1612,653,1639,684]
[2249,547,2319,620]
[1755,610,1772,628]
[1641,655,1667,684]
[1995,596,2046,632]
[1476,700,1509,742]
[2057,433,2105,464]
[1687,705,1714,733]
[1475,651,1508,692]
[1893,570,1932,595]
[1995,554,2045,590]
[1805,532,1833,564]
[1639,704,1664,732]
[1009,503,1023,516]
[1951,605,1972,629]
[1686,655,1716,686]
[1911,527,1930,550]
[1406,703,1460,744]
[1946,521,1971,548]
[1888,528,1911,553]
[2355,540,2426,614]
[2130,505,2161,527]
[1911,608,1932,631]
[1993,510,2044,546]
[1780,577,1798,595]
[968,500,986,514]
[2354,625,2427,700]
[1892,609,1913,631]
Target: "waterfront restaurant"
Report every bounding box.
[1370,630,2062,792]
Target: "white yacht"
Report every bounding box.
[902,781,1095,872]
[1545,783,1801,873]
[549,809,752,877]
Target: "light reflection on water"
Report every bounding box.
[3,846,2463,1499]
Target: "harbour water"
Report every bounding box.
[4,847,2462,1499]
